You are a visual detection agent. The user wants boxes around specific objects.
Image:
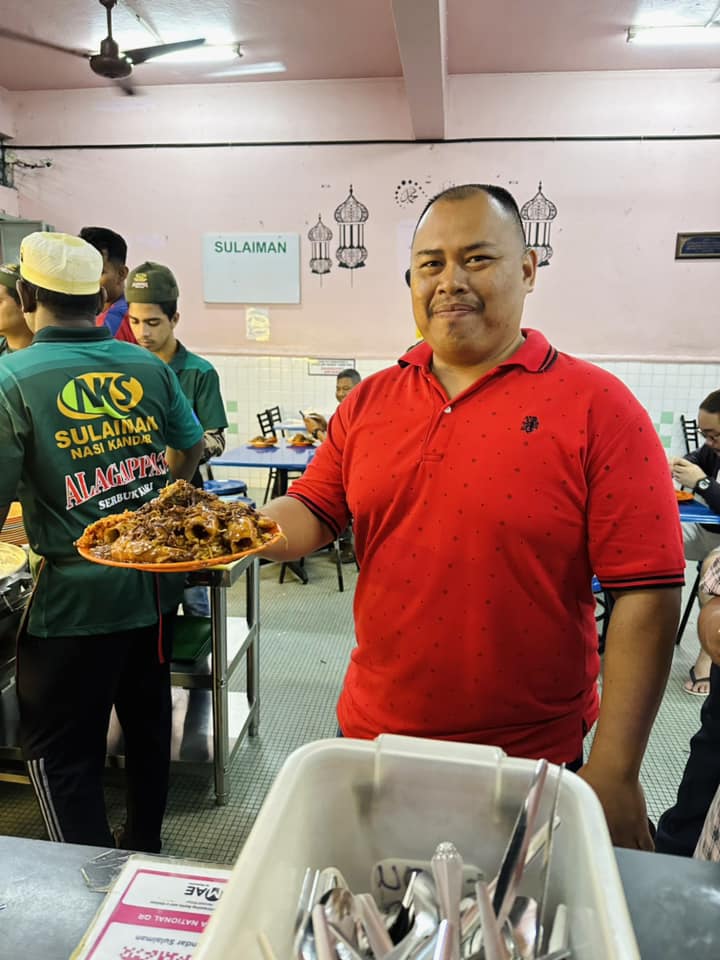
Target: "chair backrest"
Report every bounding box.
[681,415,699,454]
[257,407,280,437]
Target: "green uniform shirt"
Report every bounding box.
[169,342,228,431]
[0,326,204,637]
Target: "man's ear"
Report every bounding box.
[171,312,180,328]
[16,279,37,315]
[119,264,129,282]
[96,288,107,315]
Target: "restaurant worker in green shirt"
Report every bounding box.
[0,232,204,851]
[0,262,33,356]
[126,261,228,617]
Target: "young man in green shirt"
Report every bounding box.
[0,262,33,356]
[0,233,204,851]
[126,261,228,616]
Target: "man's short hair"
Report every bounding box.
[700,391,720,415]
[157,301,177,321]
[414,184,526,246]
[337,368,361,385]
[79,226,128,265]
[23,282,99,321]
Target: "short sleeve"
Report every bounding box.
[164,368,204,450]
[586,398,684,590]
[286,406,350,537]
[193,368,228,430]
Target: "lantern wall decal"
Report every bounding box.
[334,185,369,269]
[520,182,558,267]
[308,214,333,275]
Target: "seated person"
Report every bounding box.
[0,263,33,356]
[670,390,720,695]
[303,368,361,443]
[659,552,720,857]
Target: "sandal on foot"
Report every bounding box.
[683,666,711,697]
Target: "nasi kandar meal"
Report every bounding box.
[75,479,281,564]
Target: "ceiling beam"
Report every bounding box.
[391,0,447,140]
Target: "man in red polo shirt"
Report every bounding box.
[261,184,684,850]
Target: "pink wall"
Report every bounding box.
[6,71,720,359]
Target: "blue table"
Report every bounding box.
[679,499,720,525]
[211,441,317,496]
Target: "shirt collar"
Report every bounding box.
[168,340,187,370]
[33,325,113,344]
[397,329,557,374]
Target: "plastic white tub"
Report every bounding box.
[194,735,639,959]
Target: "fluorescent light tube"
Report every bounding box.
[627,25,720,45]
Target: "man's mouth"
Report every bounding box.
[430,301,479,316]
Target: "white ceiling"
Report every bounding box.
[0,0,718,94]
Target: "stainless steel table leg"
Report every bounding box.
[247,558,260,736]
[210,583,229,806]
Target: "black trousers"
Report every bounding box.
[656,662,720,857]
[18,617,173,851]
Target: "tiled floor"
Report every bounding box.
[0,514,708,864]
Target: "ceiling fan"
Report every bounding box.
[0,0,206,92]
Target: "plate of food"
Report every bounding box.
[75,479,284,572]
[287,433,316,448]
[676,489,695,502]
[247,434,277,449]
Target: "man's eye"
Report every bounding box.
[467,255,490,264]
[420,260,441,269]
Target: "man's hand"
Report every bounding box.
[669,456,705,490]
[577,763,654,850]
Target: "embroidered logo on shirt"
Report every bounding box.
[521,415,540,433]
[57,372,144,421]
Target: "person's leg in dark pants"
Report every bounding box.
[18,631,118,847]
[114,616,173,853]
[656,662,720,856]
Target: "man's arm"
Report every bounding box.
[671,449,720,513]
[165,439,204,482]
[699,597,720,663]
[579,587,680,849]
[260,496,335,560]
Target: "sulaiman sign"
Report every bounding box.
[202,233,300,304]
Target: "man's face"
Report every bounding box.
[128,303,178,355]
[0,286,26,336]
[100,253,128,304]
[698,409,720,451]
[336,376,357,403]
[410,193,536,367]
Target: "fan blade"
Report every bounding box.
[0,26,90,60]
[124,38,205,65]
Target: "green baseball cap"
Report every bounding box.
[126,261,179,303]
[0,262,21,299]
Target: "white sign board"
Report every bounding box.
[203,233,300,304]
[307,358,356,376]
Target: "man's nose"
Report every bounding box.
[436,261,469,293]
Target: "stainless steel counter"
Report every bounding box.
[2,836,720,959]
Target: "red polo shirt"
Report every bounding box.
[288,330,685,762]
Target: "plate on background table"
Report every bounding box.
[676,490,695,502]
[76,527,285,573]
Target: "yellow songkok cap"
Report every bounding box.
[19,232,102,296]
